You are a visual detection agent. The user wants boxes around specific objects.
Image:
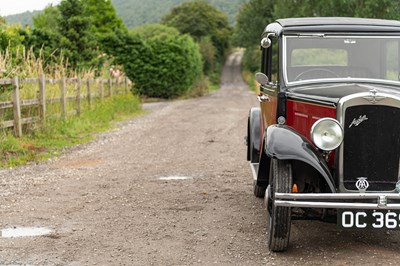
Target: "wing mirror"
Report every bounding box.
[255,72,269,86]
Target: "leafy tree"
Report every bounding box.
[57,0,98,70]
[32,4,61,34]
[232,0,275,48]
[0,16,6,27]
[162,0,232,61]
[24,28,62,65]
[131,24,180,40]
[30,4,62,64]
[273,0,400,19]
[234,0,400,73]
[0,24,27,50]
[198,36,217,74]
[82,0,126,35]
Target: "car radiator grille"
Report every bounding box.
[343,105,400,191]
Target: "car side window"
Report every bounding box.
[270,38,279,83]
[386,40,400,81]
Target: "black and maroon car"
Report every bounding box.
[246,17,400,251]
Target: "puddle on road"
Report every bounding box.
[1,227,53,238]
[158,176,193,180]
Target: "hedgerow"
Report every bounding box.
[103,25,203,98]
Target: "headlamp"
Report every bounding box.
[310,118,344,151]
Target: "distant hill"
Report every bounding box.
[5,10,41,27]
[5,0,247,28]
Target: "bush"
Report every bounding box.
[103,27,203,99]
[242,46,261,73]
[131,24,180,40]
[198,36,217,75]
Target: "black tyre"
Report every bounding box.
[266,159,292,252]
[247,109,260,163]
[253,180,265,198]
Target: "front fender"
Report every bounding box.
[265,125,336,193]
[248,107,261,162]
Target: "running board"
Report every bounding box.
[250,163,259,181]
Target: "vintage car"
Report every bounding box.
[246,17,400,251]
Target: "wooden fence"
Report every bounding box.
[0,75,131,137]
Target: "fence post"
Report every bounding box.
[99,79,104,102]
[38,74,46,127]
[124,77,128,94]
[60,77,67,119]
[87,79,92,106]
[12,77,22,137]
[108,78,113,97]
[76,78,81,116]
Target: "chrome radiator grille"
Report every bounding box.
[342,105,400,191]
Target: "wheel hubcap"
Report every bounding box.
[264,185,271,212]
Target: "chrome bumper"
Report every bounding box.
[275,193,400,210]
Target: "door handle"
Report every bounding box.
[257,94,270,102]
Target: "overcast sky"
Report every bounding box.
[0,0,61,16]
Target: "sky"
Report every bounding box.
[0,0,61,16]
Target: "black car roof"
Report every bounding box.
[263,17,400,36]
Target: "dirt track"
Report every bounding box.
[1,52,400,265]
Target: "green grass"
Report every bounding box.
[0,94,142,167]
[242,70,258,93]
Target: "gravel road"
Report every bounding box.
[1,52,400,265]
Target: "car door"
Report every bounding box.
[259,37,279,136]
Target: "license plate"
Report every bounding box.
[338,210,400,230]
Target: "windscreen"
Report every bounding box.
[285,36,400,84]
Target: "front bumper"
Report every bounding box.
[275,193,400,210]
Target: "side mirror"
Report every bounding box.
[261,37,271,48]
[255,72,269,86]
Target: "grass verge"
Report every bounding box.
[242,70,260,94]
[0,94,142,167]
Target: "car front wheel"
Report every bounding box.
[266,159,292,251]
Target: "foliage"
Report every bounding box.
[26,5,62,67]
[242,45,261,73]
[57,0,99,71]
[4,10,41,26]
[0,94,142,167]
[131,24,180,40]
[102,28,203,98]
[198,36,217,75]
[162,1,232,62]
[234,0,400,73]
[82,0,126,35]
[273,0,400,19]
[232,0,275,48]
[5,0,247,29]
[32,4,61,34]
[235,0,400,49]
[112,0,245,28]
[0,24,28,51]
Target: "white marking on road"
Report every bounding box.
[1,227,53,238]
[158,176,193,180]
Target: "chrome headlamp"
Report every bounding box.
[310,118,344,151]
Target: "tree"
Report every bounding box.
[82,0,126,35]
[33,4,61,34]
[29,4,62,64]
[0,16,6,27]
[234,0,400,73]
[57,0,98,70]
[232,0,275,48]
[273,0,400,19]
[131,24,180,40]
[162,1,232,61]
